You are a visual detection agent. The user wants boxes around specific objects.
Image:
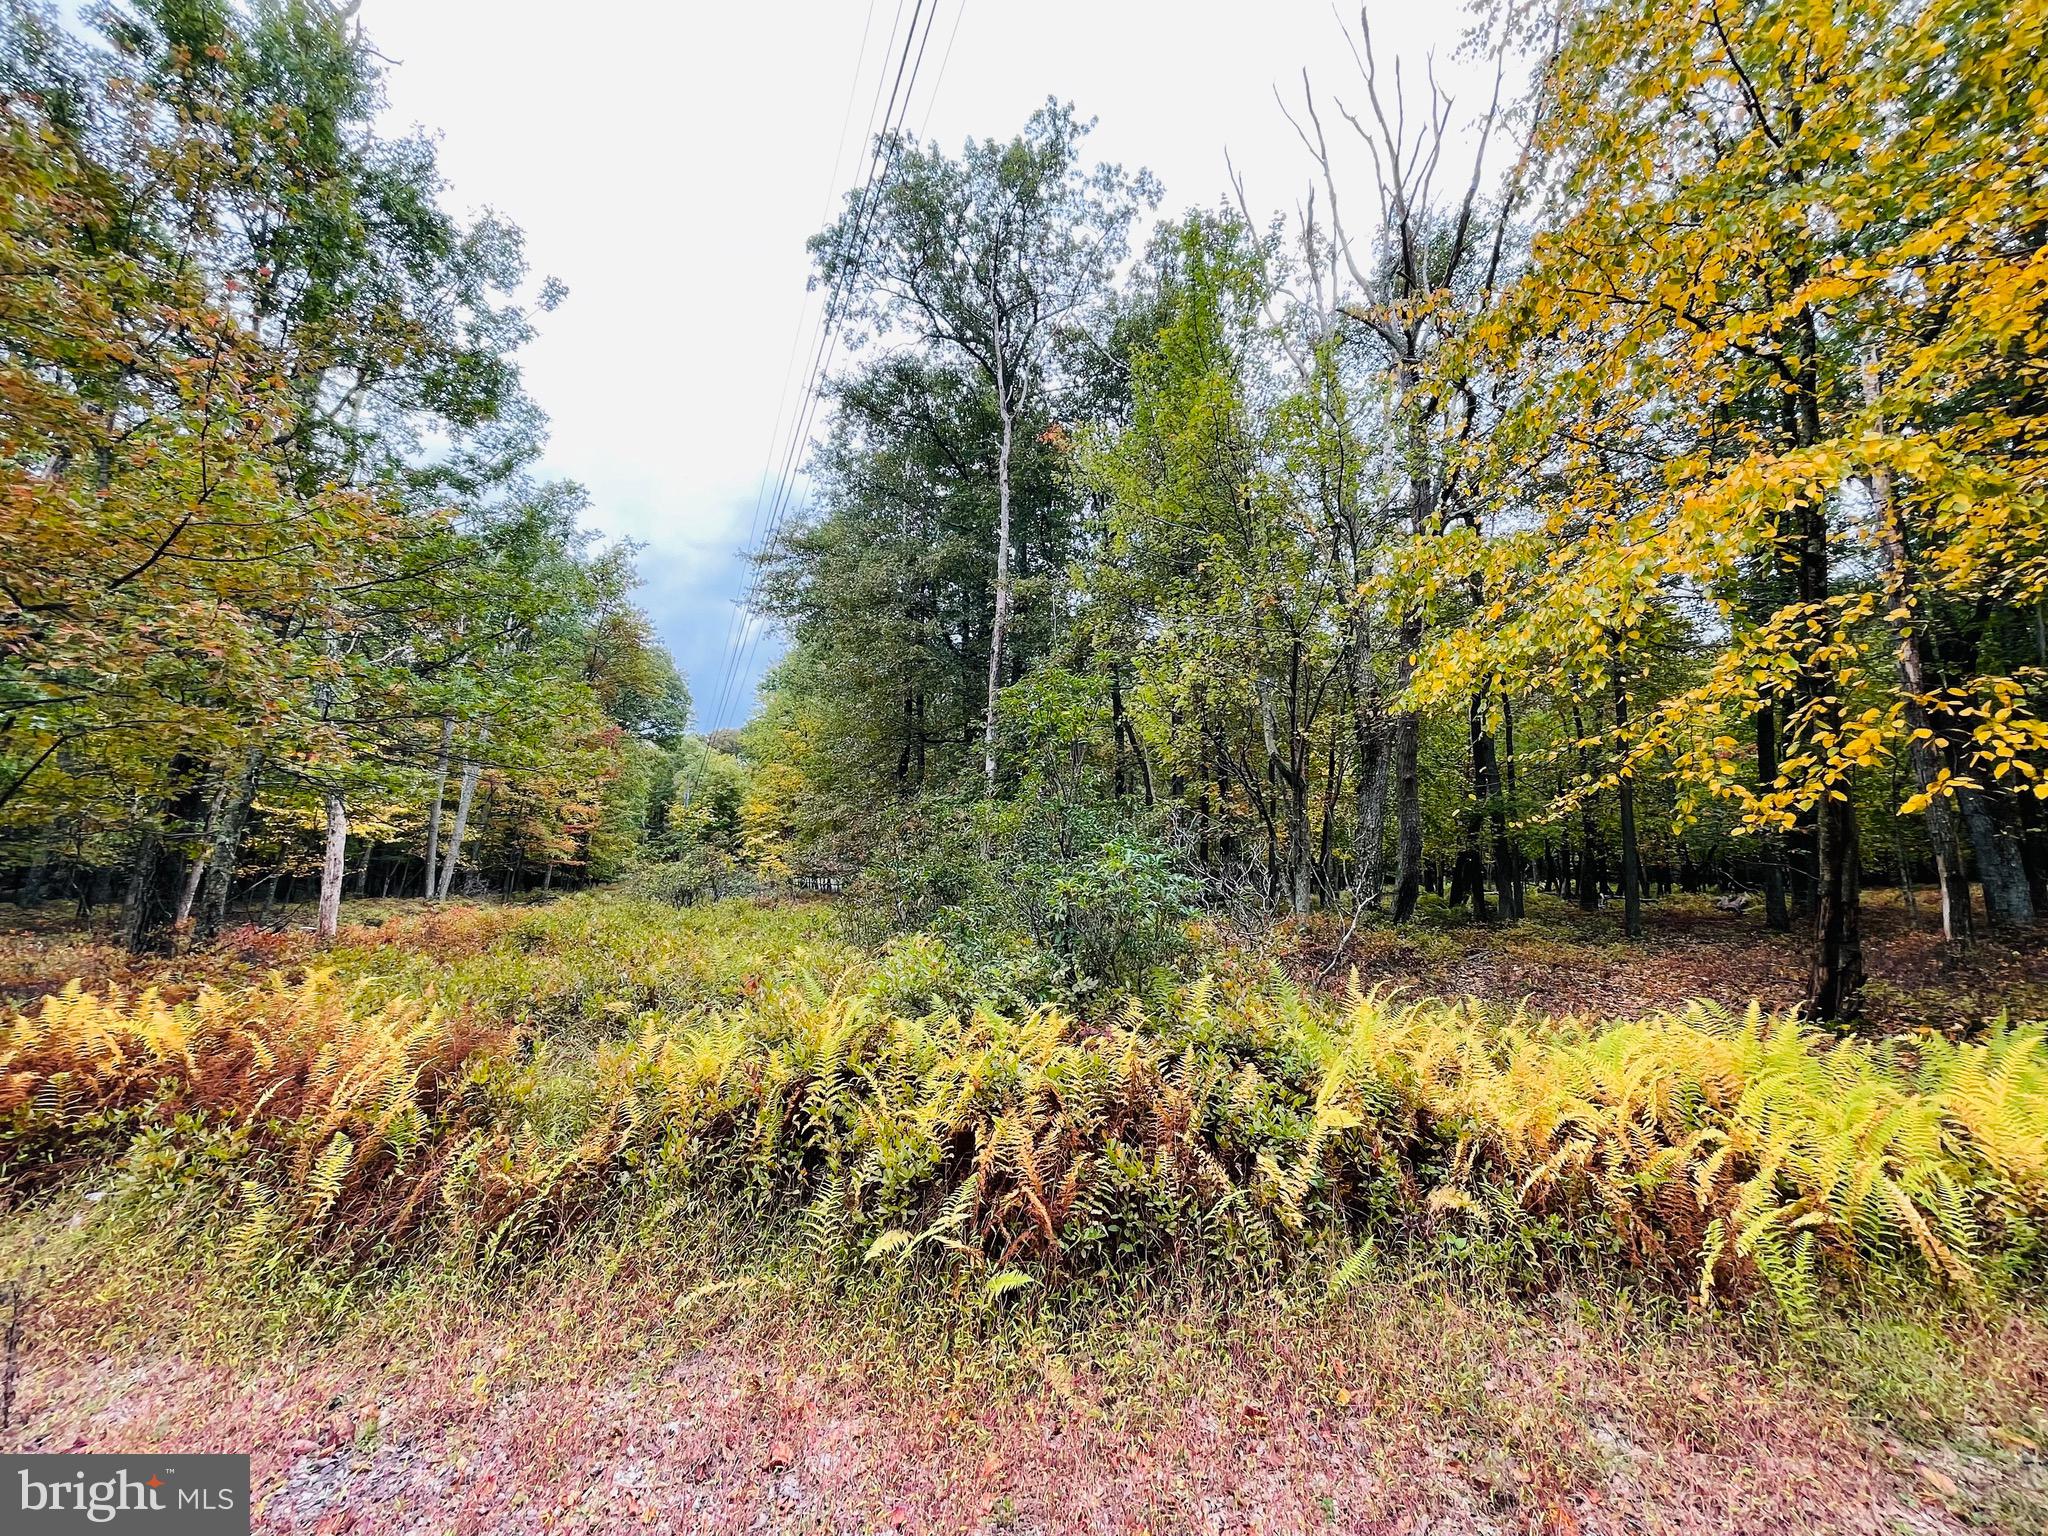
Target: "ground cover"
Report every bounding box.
[1,891,2043,1532]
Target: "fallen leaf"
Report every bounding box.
[1917,1465,1959,1498]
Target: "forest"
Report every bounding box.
[0,0,695,949]
[2,1,2046,1532]
[4,0,2043,1023]
[735,4,2047,1026]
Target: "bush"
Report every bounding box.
[856,793,1197,1002]
[0,972,506,1256]
[615,846,748,907]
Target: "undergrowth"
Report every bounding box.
[2,893,2044,1322]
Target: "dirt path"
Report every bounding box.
[7,1256,2040,1535]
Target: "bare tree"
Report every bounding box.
[1284,9,1527,922]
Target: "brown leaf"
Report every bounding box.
[1917,1465,1959,1499]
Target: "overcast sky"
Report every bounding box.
[353,1,1493,729]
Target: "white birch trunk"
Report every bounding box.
[318,792,348,940]
[982,368,1015,793]
[436,721,488,900]
[424,713,454,898]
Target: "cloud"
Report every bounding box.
[627,521,786,733]
[354,0,1496,730]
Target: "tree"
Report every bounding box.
[0,0,685,939]
[1290,10,1519,924]
[813,100,1155,791]
[1409,0,2048,1019]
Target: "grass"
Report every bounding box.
[4,1180,2043,1533]
[1,888,2045,1531]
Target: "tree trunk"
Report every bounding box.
[122,827,172,954]
[1754,702,1793,932]
[198,751,264,942]
[436,722,488,900]
[1809,785,1865,1020]
[1110,671,1128,799]
[1389,392,1432,924]
[173,781,229,930]
[15,826,52,911]
[1571,702,1601,912]
[424,714,454,897]
[1960,790,2036,932]
[1613,668,1644,939]
[1389,698,1424,922]
[1257,675,1312,918]
[1792,308,1863,1019]
[1474,691,1519,920]
[1863,362,1973,945]
[1317,721,1341,903]
[1891,772,1920,925]
[1355,714,1390,906]
[1464,693,1493,922]
[124,771,207,955]
[174,853,207,929]
[982,371,1016,793]
[318,792,347,940]
[1499,693,1524,918]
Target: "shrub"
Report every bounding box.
[858,795,1197,1001]
[614,847,749,908]
[0,973,506,1262]
[5,899,2044,1317]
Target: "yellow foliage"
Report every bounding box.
[6,938,2042,1315]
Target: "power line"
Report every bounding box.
[918,0,968,141]
[695,4,911,745]
[699,0,894,732]
[701,0,955,738]
[719,0,963,727]
[700,0,925,736]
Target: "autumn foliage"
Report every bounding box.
[3,895,2042,1315]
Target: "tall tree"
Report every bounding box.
[1410,0,2048,1018]
[813,100,1155,791]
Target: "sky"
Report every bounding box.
[353,0,1497,730]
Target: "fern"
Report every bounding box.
[6,905,2044,1316]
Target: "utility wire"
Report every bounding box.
[715,0,958,729]
[699,0,893,731]
[700,0,925,735]
[702,0,951,738]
